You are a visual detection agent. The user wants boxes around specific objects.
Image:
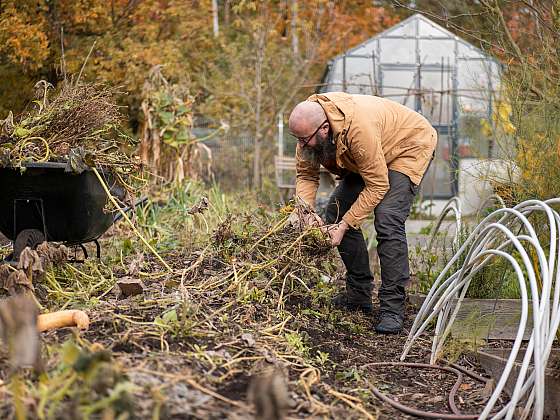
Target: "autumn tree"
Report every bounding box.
[0,0,51,116]
[0,1,214,122]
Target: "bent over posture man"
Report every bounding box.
[289,92,437,333]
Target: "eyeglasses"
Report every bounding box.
[290,120,327,147]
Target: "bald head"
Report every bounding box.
[288,101,326,137]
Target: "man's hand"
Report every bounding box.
[303,212,323,227]
[325,220,349,246]
[287,210,323,229]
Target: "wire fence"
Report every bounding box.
[193,123,275,190]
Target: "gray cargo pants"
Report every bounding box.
[325,170,418,316]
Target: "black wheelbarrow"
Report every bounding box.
[0,162,131,261]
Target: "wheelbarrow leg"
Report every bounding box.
[79,244,88,260]
[94,240,101,259]
[71,241,100,263]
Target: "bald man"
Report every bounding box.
[289,92,437,333]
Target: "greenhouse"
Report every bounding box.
[278,13,501,200]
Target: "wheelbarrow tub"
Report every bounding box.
[0,162,124,245]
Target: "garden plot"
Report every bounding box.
[0,185,507,419]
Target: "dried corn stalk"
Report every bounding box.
[140,65,212,182]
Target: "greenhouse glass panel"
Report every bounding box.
[326,56,377,94]
[379,38,415,63]
[346,56,376,94]
[387,22,416,37]
[419,70,453,125]
[418,18,448,37]
[457,59,494,113]
[421,133,453,198]
[326,59,344,85]
[380,69,415,108]
[458,41,485,59]
[419,39,455,63]
[458,60,495,92]
[351,43,374,56]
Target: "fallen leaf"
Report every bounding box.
[5,270,34,295]
[18,247,43,275]
[37,242,68,265]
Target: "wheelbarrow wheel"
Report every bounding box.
[12,229,46,261]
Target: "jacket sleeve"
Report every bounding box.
[295,144,320,208]
[342,122,389,228]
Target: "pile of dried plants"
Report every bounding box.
[0,80,141,184]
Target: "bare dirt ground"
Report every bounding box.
[8,268,500,419]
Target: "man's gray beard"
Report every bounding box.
[301,137,337,166]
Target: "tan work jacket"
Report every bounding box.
[295,92,437,228]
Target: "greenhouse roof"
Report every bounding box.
[328,13,497,64]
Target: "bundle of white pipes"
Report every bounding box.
[401,198,560,420]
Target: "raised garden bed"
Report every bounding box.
[408,293,532,340]
[408,294,560,417]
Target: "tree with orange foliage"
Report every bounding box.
[0,1,214,121]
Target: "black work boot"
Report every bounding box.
[375,312,404,334]
[331,292,373,314]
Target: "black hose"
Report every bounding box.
[361,362,488,419]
